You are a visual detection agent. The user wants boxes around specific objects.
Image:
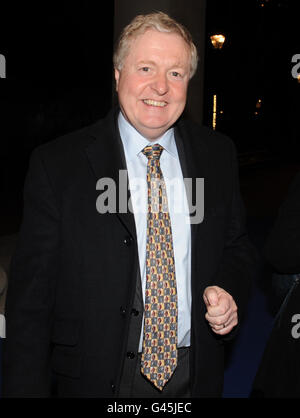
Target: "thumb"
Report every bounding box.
[204,287,219,307]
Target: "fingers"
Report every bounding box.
[207,311,238,335]
[205,306,233,327]
[205,292,231,317]
[203,286,219,307]
[204,287,232,318]
[203,286,238,335]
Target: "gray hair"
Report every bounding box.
[113,11,198,79]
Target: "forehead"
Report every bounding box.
[126,29,190,65]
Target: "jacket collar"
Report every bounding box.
[85,108,208,237]
[85,108,137,238]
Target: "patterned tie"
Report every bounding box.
[140,144,178,391]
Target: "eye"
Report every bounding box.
[140,66,151,72]
[171,71,181,78]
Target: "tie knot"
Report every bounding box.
[142,144,164,161]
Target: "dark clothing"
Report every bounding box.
[2,109,255,397]
[251,171,300,398]
[131,348,191,398]
[251,278,300,398]
[264,171,300,274]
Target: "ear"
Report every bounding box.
[114,68,120,92]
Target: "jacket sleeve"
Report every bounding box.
[215,141,257,329]
[264,172,300,274]
[2,148,60,397]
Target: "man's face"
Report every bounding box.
[115,29,191,140]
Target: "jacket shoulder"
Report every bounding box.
[178,120,237,164]
[32,117,108,162]
[25,112,115,194]
[178,120,235,148]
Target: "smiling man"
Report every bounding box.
[2,12,255,398]
[114,28,190,140]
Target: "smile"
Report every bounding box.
[143,99,167,107]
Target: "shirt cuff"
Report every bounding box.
[0,314,6,338]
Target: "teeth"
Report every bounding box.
[143,99,167,107]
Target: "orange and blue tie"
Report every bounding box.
[140,144,178,391]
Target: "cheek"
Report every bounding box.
[121,74,145,96]
[179,84,189,100]
[172,83,188,103]
[170,95,187,116]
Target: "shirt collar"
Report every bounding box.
[118,111,178,162]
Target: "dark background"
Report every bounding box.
[0,0,300,397]
[203,0,300,223]
[0,2,115,235]
[204,0,300,156]
[1,0,300,235]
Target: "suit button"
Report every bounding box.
[111,383,116,393]
[127,351,135,359]
[131,308,139,316]
[120,306,126,317]
[124,236,133,246]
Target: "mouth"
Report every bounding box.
[143,99,167,107]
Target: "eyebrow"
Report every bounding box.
[137,60,186,69]
[137,60,157,67]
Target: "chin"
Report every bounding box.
[140,126,170,140]
[140,117,173,131]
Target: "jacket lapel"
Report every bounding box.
[85,109,137,239]
[85,111,208,264]
[174,119,210,301]
[174,119,208,235]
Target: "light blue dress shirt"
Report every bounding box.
[118,111,192,352]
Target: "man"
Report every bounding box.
[2,12,255,397]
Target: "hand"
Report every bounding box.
[203,286,238,335]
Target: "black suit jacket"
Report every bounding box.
[250,171,300,398]
[2,108,255,397]
[264,171,300,274]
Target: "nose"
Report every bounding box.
[151,72,169,96]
